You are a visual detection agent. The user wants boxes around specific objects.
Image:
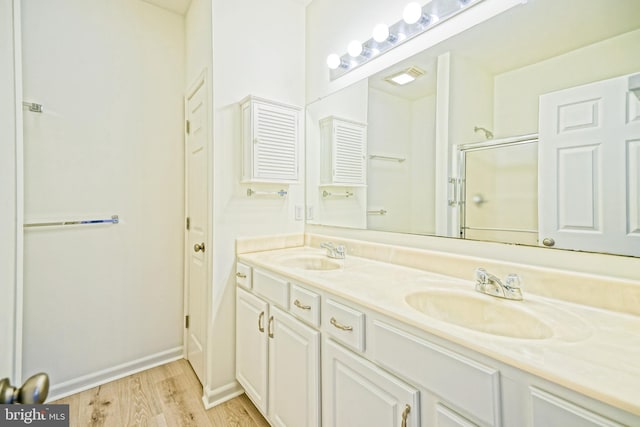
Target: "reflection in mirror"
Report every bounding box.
[305,0,640,257]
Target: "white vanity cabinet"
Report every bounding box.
[235,266,321,427]
[236,253,640,427]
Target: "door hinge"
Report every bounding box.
[185,315,190,329]
[186,217,190,230]
[186,120,190,134]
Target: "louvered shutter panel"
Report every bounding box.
[241,96,301,183]
[320,116,367,186]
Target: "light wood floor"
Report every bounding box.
[51,359,270,427]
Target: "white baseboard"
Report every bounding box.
[47,346,183,402]
[202,380,244,409]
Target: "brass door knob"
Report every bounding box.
[0,373,49,404]
[194,242,205,252]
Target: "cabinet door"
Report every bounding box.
[269,306,320,427]
[323,338,419,427]
[320,116,367,185]
[236,287,269,414]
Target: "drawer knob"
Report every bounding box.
[330,317,353,331]
[401,404,411,427]
[236,272,247,278]
[294,299,311,310]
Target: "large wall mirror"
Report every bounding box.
[306,0,640,257]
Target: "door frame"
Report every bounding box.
[183,70,212,385]
[1,0,24,384]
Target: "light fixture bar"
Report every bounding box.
[328,0,484,80]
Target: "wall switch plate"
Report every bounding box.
[295,205,303,221]
[306,206,314,220]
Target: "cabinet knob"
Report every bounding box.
[194,242,205,252]
[542,237,555,247]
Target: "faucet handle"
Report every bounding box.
[335,244,345,256]
[505,273,522,289]
[474,267,488,284]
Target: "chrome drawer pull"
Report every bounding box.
[236,272,247,278]
[294,299,311,310]
[401,404,411,427]
[330,317,353,331]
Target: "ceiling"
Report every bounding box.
[140,0,313,15]
[140,0,192,15]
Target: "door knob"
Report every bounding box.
[194,242,205,252]
[0,373,49,404]
[542,237,555,247]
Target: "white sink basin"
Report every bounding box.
[405,289,553,340]
[279,255,342,271]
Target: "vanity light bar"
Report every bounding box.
[327,0,484,80]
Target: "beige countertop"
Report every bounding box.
[238,246,640,417]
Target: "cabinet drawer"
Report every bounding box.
[323,299,365,352]
[236,262,252,289]
[253,269,289,308]
[531,388,624,427]
[290,284,320,327]
[371,320,501,427]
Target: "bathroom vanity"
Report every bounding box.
[234,234,640,427]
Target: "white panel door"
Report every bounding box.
[236,287,269,414]
[268,305,320,427]
[539,73,640,256]
[185,76,208,384]
[323,338,419,427]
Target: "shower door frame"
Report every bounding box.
[453,133,539,240]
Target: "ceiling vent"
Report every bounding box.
[384,66,425,86]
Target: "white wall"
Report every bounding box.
[206,0,306,403]
[494,29,640,136]
[306,80,369,230]
[21,0,185,397]
[410,95,436,234]
[367,88,412,232]
[0,0,19,382]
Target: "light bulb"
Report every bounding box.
[347,40,363,57]
[372,23,390,43]
[403,2,423,25]
[326,53,341,70]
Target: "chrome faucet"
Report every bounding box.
[474,268,523,300]
[320,242,346,259]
